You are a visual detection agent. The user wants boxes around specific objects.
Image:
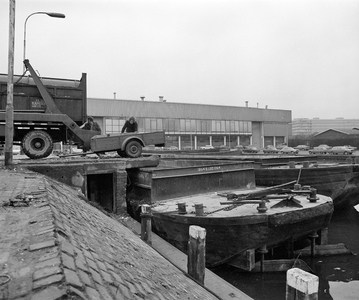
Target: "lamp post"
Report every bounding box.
[23,12,65,72]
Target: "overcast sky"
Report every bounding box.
[1,0,359,119]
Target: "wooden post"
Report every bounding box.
[187,225,206,285]
[286,268,318,300]
[5,0,16,166]
[140,204,152,245]
[318,227,328,245]
[309,231,318,257]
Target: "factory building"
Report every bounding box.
[87,97,292,150]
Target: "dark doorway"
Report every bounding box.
[87,173,114,212]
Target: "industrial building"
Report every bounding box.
[292,118,359,136]
[87,97,291,150]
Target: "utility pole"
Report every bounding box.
[5,0,15,166]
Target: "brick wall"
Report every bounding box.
[115,170,128,214]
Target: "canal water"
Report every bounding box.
[211,205,359,300]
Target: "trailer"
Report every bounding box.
[0,60,165,159]
[91,131,165,158]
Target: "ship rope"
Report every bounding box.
[204,203,242,215]
[296,167,302,184]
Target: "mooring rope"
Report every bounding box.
[296,167,302,184]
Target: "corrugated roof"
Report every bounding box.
[88,98,292,122]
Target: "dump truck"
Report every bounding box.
[0,60,165,159]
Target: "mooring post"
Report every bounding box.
[187,225,206,285]
[140,204,152,245]
[319,227,329,245]
[258,245,268,273]
[309,231,318,257]
[286,268,318,300]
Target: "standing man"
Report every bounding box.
[121,116,138,133]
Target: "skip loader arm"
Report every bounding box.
[24,59,98,148]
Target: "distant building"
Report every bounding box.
[313,128,359,139]
[87,97,291,149]
[292,118,359,136]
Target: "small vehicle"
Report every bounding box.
[294,145,310,151]
[182,146,193,151]
[327,146,353,155]
[263,145,280,154]
[234,145,244,150]
[242,145,260,153]
[279,146,299,155]
[91,131,166,158]
[165,146,179,151]
[309,146,328,155]
[200,145,214,150]
[276,143,287,150]
[218,145,230,150]
[344,145,357,151]
[318,144,332,150]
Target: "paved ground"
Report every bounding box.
[0,166,223,300]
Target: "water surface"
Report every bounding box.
[212,205,359,300]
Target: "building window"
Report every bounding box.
[180,119,196,133]
[212,120,222,132]
[105,118,126,134]
[164,119,178,133]
[196,120,210,133]
[225,120,236,133]
[239,121,252,134]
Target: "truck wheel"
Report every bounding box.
[125,140,142,158]
[22,130,53,159]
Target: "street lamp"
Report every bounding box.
[23,12,65,72]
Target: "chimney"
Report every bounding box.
[245,101,248,107]
[140,96,145,101]
[159,96,164,102]
[113,92,116,100]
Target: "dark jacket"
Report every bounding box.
[83,122,101,133]
[121,120,138,133]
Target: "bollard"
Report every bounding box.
[177,202,187,214]
[257,200,268,213]
[286,268,319,300]
[294,183,301,190]
[140,204,152,245]
[187,225,206,285]
[194,203,205,216]
[307,188,319,203]
[288,161,296,169]
[346,157,353,164]
[303,161,310,168]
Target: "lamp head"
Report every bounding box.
[46,12,66,18]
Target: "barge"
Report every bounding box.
[127,159,334,269]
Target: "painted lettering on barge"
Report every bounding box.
[197,166,221,172]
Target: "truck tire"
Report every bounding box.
[125,140,142,158]
[22,130,53,159]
